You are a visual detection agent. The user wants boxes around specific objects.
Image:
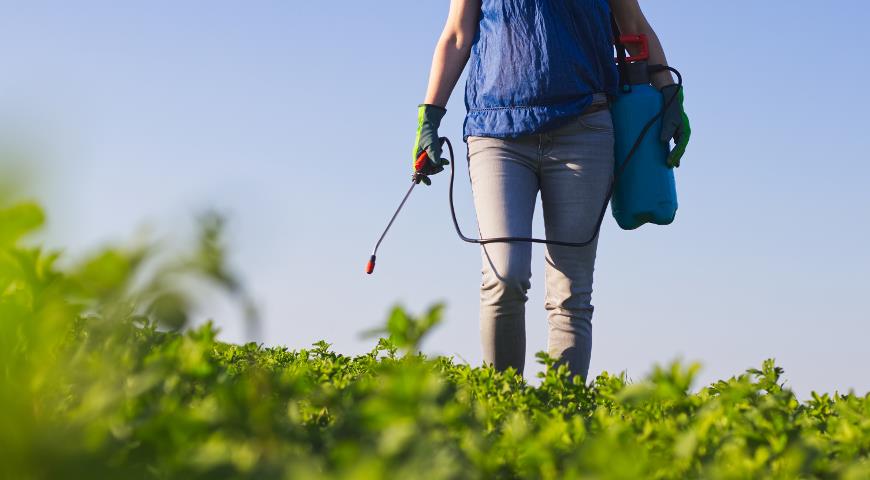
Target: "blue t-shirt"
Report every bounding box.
[463,0,619,140]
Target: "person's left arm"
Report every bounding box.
[610,0,692,167]
[609,0,673,88]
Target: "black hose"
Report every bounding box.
[447,66,682,247]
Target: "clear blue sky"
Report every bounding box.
[1,1,868,397]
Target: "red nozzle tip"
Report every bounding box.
[365,255,376,274]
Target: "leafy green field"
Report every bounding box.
[1,201,868,479]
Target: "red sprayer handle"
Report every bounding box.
[615,34,649,63]
[413,150,429,173]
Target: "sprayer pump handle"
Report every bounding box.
[615,34,649,63]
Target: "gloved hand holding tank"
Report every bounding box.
[659,84,691,168]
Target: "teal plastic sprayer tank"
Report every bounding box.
[610,34,678,230]
[364,35,685,273]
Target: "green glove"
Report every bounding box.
[412,104,450,186]
[659,84,691,168]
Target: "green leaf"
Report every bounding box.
[0,202,44,246]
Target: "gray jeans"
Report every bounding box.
[467,96,614,381]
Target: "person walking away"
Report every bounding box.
[411,0,691,381]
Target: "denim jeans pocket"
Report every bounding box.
[577,109,614,133]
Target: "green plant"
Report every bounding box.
[1,200,868,479]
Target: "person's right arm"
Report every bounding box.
[412,0,480,184]
[422,0,481,107]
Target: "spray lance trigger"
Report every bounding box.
[414,150,429,174]
[412,150,430,185]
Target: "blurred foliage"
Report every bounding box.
[363,303,444,353]
[1,200,869,479]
